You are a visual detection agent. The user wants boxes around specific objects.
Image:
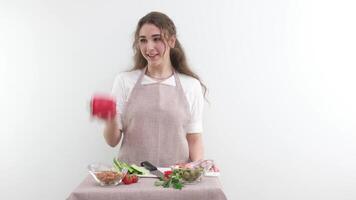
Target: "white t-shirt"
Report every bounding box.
[111,69,204,133]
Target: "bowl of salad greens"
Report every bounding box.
[171,164,204,184]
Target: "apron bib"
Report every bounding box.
[118,67,191,167]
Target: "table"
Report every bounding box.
[67,175,227,200]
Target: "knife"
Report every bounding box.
[140,161,164,178]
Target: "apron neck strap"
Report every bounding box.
[173,69,183,90]
[134,66,184,90]
[137,67,147,84]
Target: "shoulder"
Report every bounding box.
[112,69,143,95]
[113,69,142,86]
[177,73,203,94]
[114,69,142,82]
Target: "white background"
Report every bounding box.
[1,0,355,200]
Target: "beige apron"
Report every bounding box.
[118,67,191,167]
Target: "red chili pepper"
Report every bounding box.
[91,95,116,120]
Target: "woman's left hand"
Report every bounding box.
[211,164,220,172]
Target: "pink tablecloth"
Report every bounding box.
[67,175,227,200]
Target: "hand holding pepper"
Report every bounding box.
[90,95,116,120]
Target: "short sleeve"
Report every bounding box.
[111,73,126,130]
[184,80,204,133]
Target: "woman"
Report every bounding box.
[103,11,207,167]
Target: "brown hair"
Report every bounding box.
[131,11,207,98]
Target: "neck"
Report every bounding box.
[146,63,174,80]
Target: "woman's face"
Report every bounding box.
[138,23,175,68]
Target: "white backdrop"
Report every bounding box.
[1,0,355,200]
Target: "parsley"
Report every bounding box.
[154,169,185,190]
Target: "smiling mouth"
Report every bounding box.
[147,54,159,60]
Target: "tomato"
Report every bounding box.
[122,175,132,184]
[122,174,139,184]
[164,170,173,179]
[131,175,138,183]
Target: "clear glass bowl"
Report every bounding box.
[171,166,204,184]
[88,163,127,186]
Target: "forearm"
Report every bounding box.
[103,119,122,147]
[186,133,204,161]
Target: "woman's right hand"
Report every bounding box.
[103,116,122,147]
[103,116,117,125]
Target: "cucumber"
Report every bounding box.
[113,158,137,174]
[122,162,134,173]
[131,164,150,175]
[113,158,122,171]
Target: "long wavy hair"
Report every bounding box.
[131,11,207,98]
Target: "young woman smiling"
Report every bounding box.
[102,11,207,167]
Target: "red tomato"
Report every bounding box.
[122,175,133,184]
[122,174,139,184]
[164,170,173,179]
[131,175,138,183]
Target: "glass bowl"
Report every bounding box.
[88,163,127,186]
[171,165,204,184]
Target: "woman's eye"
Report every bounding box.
[153,37,161,42]
[139,39,147,43]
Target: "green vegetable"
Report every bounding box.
[179,167,203,182]
[122,162,134,173]
[113,158,122,171]
[154,180,164,186]
[113,158,148,175]
[154,169,185,190]
[131,164,150,175]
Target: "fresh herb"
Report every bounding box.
[154,170,185,190]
